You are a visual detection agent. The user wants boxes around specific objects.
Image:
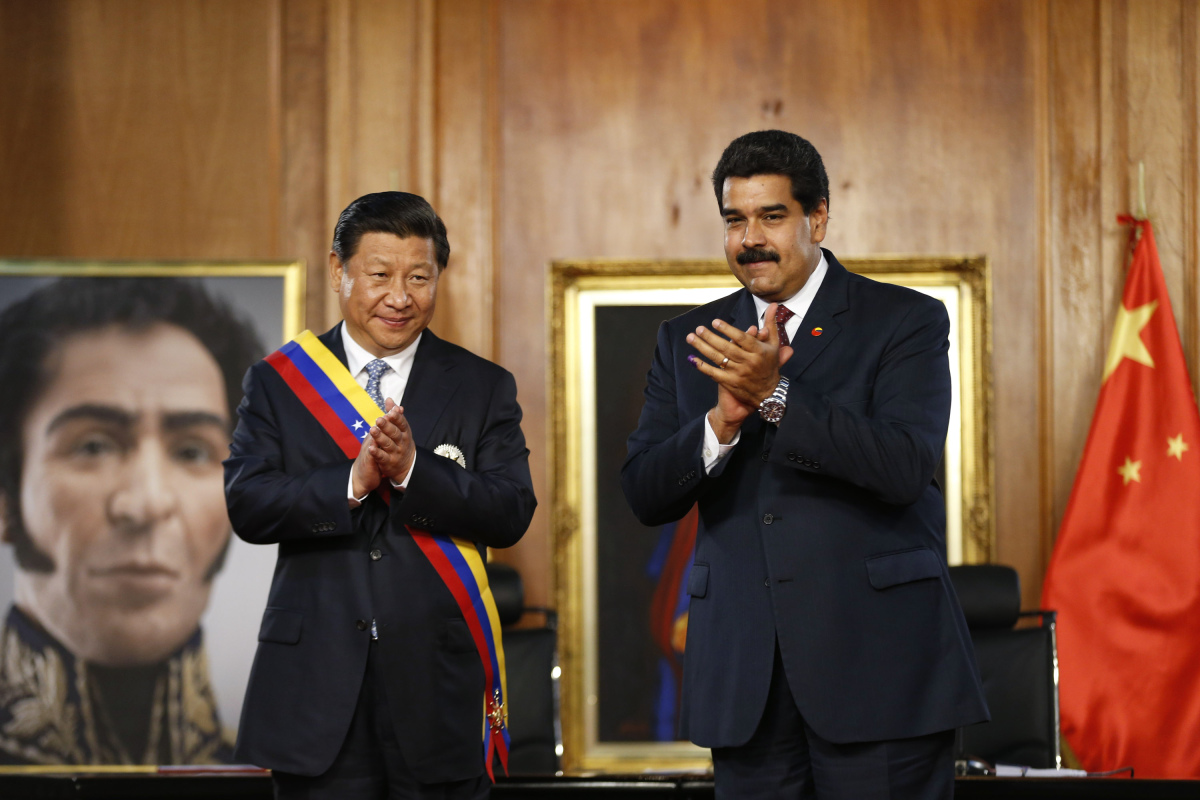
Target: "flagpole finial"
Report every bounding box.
[1137,162,1148,221]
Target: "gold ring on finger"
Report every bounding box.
[720,357,730,369]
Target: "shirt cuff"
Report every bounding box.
[391,452,416,491]
[347,471,369,508]
[702,415,740,474]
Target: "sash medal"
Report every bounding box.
[265,331,511,779]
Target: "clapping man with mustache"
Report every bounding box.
[622,130,987,800]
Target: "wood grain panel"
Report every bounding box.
[432,0,498,359]
[1046,0,1104,580]
[282,0,331,335]
[1187,0,1200,387]
[0,1,69,255]
[0,0,280,260]
[1125,1,1188,351]
[1098,1,1128,369]
[1035,0,1054,581]
[494,0,1041,607]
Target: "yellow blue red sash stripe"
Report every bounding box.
[265,331,378,458]
[265,330,510,778]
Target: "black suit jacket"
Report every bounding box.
[621,251,988,748]
[224,324,536,781]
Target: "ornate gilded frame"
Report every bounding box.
[549,256,993,773]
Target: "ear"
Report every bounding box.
[810,199,829,244]
[328,251,345,292]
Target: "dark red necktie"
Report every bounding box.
[775,304,795,348]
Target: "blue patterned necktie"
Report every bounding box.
[364,359,392,410]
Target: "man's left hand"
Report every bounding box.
[368,398,415,482]
[686,303,794,407]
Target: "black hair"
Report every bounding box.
[0,277,264,572]
[331,191,450,270]
[711,130,830,215]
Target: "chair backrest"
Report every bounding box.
[485,562,562,775]
[949,565,1061,769]
[502,627,561,774]
[950,564,1021,629]
[488,561,526,627]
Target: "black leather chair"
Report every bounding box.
[486,562,562,775]
[949,564,1061,769]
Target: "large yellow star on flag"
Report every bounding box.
[1168,434,1189,461]
[1103,300,1158,381]
[1117,457,1142,485]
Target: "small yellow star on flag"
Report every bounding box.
[1103,300,1158,381]
[1117,457,1142,485]
[1167,434,1189,461]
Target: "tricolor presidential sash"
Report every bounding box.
[265,330,511,778]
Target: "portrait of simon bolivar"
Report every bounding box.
[0,277,263,765]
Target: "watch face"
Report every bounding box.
[759,397,785,424]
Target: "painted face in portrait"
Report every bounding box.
[330,232,440,358]
[721,173,829,303]
[11,323,232,666]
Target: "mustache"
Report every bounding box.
[736,248,781,265]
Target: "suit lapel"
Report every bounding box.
[399,330,461,448]
[782,251,849,380]
[723,289,758,333]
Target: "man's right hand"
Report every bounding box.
[351,434,384,499]
[705,319,793,443]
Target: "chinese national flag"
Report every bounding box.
[1042,217,1200,777]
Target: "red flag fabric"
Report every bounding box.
[1042,217,1200,777]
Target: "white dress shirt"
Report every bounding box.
[701,252,829,472]
[342,323,422,504]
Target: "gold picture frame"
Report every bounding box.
[0,260,306,343]
[549,256,993,773]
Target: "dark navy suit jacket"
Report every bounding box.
[621,251,988,748]
[224,324,536,781]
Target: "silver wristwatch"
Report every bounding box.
[758,376,790,424]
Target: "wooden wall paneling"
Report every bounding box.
[495,0,1041,606]
[1187,0,1200,389]
[1035,0,1054,587]
[266,0,285,257]
[0,0,281,260]
[0,1,70,255]
[1098,2,1127,389]
[1045,0,1104,583]
[433,0,498,359]
[282,0,332,332]
[1125,1,1189,357]
[323,0,432,328]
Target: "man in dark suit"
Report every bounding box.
[225,192,536,799]
[622,131,987,799]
